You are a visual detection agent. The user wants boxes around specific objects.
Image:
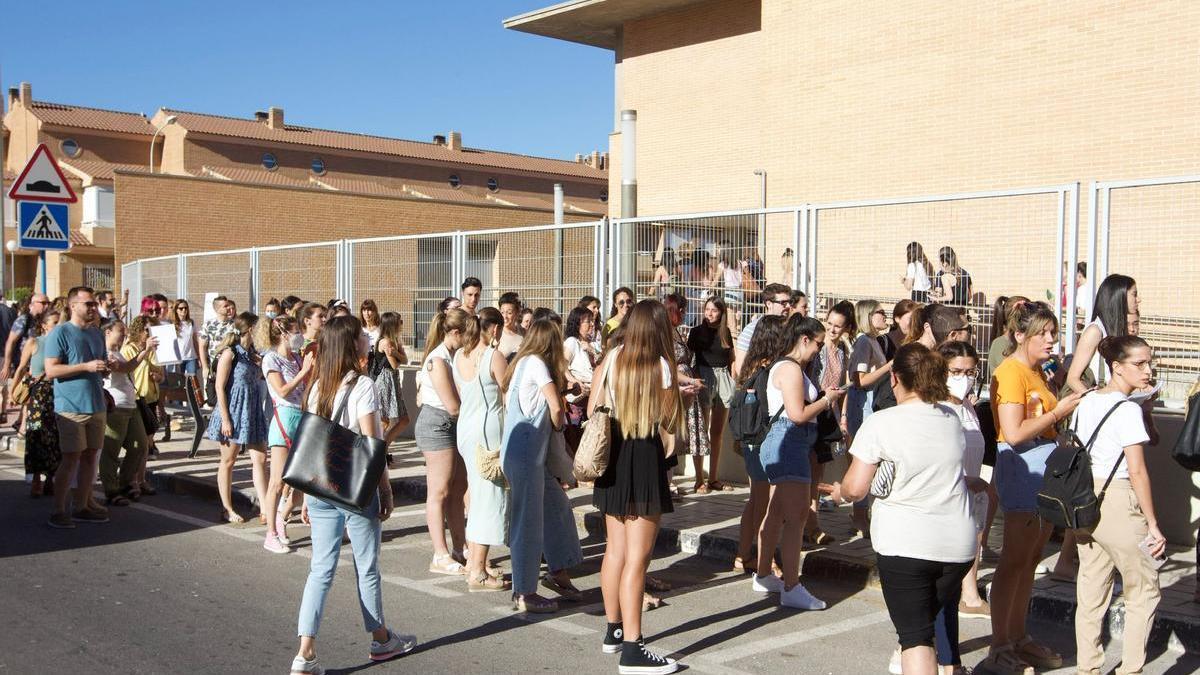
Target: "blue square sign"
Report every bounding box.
[18,201,70,250]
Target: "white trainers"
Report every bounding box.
[780,582,826,610]
[290,655,323,674]
[369,629,417,661]
[751,573,783,593]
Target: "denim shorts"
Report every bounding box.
[757,417,815,484]
[995,439,1056,513]
[742,444,769,482]
[414,405,457,451]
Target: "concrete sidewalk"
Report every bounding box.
[35,409,1195,655]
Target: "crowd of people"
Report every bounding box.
[4,263,1187,675]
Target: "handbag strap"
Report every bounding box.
[595,348,615,412]
[478,347,492,452]
[273,406,294,450]
[332,374,359,427]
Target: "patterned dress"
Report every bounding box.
[23,336,59,476]
[674,325,710,456]
[204,344,268,445]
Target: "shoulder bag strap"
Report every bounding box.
[478,353,491,452]
[1086,400,1133,500]
[333,374,358,427]
[595,349,615,411]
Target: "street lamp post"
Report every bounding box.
[149,115,178,174]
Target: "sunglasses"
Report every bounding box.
[617,299,632,306]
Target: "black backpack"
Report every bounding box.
[728,358,792,447]
[1036,400,1130,530]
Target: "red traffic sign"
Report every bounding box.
[8,143,77,203]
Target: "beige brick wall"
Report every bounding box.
[607,0,1200,316]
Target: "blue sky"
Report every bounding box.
[1,1,614,159]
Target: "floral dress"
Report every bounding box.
[675,325,710,456]
[24,336,59,476]
[204,344,268,445]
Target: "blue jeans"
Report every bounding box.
[297,495,385,637]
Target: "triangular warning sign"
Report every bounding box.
[8,143,78,203]
[22,204,67,242]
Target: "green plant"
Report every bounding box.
[5,287,32,304]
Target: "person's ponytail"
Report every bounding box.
[424,311,448,363]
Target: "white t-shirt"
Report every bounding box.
[850,402,977,562]
[767,360,818,421]
[364,327,381,349]
[306,374,381,439]
[175,322,197,361]
[104,350,137,409]
[262,350,304,408]
[1070,391,1147,481]
[849,333,887,376]
[1076,287,1093,323]
[514,355,555,417]
[942,400,986,479]
[564,337,594,404]
[417,344,453,410]
[906,262,932,292]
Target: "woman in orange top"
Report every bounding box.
[977,303,1086,675]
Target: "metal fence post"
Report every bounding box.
[249,248,260,313]
[176,254,186,304]
[1064,183,1080,351]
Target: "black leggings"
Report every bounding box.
[877,554,973,650]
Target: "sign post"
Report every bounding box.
[8,143,77,295]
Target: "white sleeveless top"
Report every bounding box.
[767,359,818,421]
[1085,318,1109,384]
[417,343,452,410]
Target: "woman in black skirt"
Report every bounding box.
[589,299,684,675]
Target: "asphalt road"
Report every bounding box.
[0,452,1195,675]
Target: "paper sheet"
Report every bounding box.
[149,324,181,365]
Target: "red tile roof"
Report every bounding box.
[29,101,153,135]
[163,108,605,180]
[69,231,93,247]
[61,159,145,182]
[201,165,309,188]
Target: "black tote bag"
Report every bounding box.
[1172,392,1200,471]
[282,376,388,514]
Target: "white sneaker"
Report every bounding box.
[780,582,826,610]
[290,655,323,674]
[751,573,783,593]
[369,629,417,661]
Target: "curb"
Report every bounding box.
[146,465,1198,655]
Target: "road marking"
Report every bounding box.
[128,501,463,598]
[490,606,596,635]
[701,610,892,663]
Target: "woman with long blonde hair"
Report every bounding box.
[589,299,684,674]
[501,317,583,614]
[413,309,469,574]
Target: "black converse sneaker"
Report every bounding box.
[618,638,678,675]
[602,622,624,654]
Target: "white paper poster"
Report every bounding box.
[149,323,181,365]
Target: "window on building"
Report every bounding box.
[448,174,461,188]
[61,139,82,158]
[83,265,115,292]
[262,153,278,171]
[486,177,499,192]
[311,157,326,175]
[600,188,608,203]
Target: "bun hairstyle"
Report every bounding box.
[737,314,788,385]
[892,343,950,403]
[828,300,857,337]
[1003,301,1058,357]
[1097,335,1149,369]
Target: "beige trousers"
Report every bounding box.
[1074,479,1161,675]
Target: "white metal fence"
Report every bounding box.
[118,177,1200,401]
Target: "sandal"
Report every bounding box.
[466,556,503,578]
[644,575,672,593]
[804,529,836,546]
[468,573,510,592]
[694,482,710,495]
[732,556,757,575]
[121,486,141,502]
[513,593,558,614]
[541,573,582,601]
[106,494,131,507]
[429,554,466,576]
[220,509,246,524]
[642,592,664,612]
[709,480,734,492]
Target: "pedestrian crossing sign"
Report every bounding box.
[18,201,71,250]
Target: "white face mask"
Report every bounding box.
[289,333,305,352]
[947,374,974,401]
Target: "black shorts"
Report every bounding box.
[876,555,973,650]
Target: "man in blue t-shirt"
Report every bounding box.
[44,286,112,528]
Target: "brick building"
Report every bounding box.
[506,0,1200,320]
[2,81,608,297]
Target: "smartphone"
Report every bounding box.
[1137,535,1167,570]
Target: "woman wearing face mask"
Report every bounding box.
[258,315,315,553]
[263,298,281,319]
[1072,336,1163,675]
[751,315,844,610]
[979,303,1086,674]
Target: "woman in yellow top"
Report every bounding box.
[978,303,1085,675]
[601,287,634,349]
[124,316,165,496]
